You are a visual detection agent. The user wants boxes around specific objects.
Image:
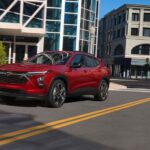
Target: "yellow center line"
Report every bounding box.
[0,98,150,146]
[0,98,149,139]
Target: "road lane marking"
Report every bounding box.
[0,98,149,139]
[0,98,149,146]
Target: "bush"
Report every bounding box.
[0,41,6,65]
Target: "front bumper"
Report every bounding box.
[0,88,46,100]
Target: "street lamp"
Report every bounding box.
[89,25,95,55]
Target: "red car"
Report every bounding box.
[0,51,110,108]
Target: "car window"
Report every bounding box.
[51,53,63,62]
[84,56,98,67]
[31,55,52,64]
[27,52,70,65]
[70,54,86,67]
[70,54,82,66]
[53,53,71,65]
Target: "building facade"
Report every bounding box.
[99,4,150,78]
[0,0,100,63]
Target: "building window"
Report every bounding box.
[44,34,60,51]
[64,25,77,36]
[122,13,126,22]
[118,15,121,24]
[113,31,116,39]
[144,13,150,22]
[46,21,60,32]
[64,14,77,24]
[117,29,121,38]
[47,9,61,20]
[65,2,78,13]
[121,27,125,37]
[63,37,76,51]
[132,13,139,21]
[82,41,89,53]
[131,28,139,36]
[114,17,117,26]
[114,45,124,56]
[143,28,150,37]
[131,44,150,55]
[47,0,62,7]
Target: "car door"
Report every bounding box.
[66,54,89,93]
[84,55,103,88]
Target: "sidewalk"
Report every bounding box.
[109,82,127,90]
[110,78,150,89]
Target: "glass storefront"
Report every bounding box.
[0,0,99,63]
[63,37,76,51]
[45,34,60,51]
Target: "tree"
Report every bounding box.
[0,41,6,65]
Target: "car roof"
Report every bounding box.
[44,51,95,57]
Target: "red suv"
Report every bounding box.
[0,51,110,108]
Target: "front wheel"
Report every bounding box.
[94,79,109,101]
[46,80,67,108]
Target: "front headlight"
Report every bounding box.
[27,71,48,76]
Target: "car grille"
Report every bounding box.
[0,72,27,84]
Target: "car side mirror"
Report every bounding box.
[70,62,81,68]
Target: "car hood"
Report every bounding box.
[0,63,52,73]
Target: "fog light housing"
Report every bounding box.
[37,77,44,88]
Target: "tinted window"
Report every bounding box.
[143,28,150,37]
[131,28,139,36]
[84,56,97,67]
[70,54,82,66]
[144,13,150,22]
[28,52,70,65]
[70,54,86,67]
[132,13,139,21]
[31,55,52,64]
[54,53,71,65]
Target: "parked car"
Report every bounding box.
[0,51,110,108]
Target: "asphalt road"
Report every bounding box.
[0,91,150,150]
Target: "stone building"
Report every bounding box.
[98,4,150,78]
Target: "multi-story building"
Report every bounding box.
[0,0,99,63]
[99,4,150,78]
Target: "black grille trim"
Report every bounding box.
[0,72,27,84]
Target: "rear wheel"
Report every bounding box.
[46,80,67,108]
[94,79,109,101]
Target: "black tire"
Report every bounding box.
[94,79,109,101]
[46,80,67,108]
[0,96,16,104]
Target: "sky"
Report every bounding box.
[100,0,150,18]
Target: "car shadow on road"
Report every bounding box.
[66,95,94,103]
[0,98,45,107]
[0,96,94,108]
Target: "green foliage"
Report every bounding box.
[0,41,6,65]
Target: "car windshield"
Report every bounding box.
[27,52,71,65]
